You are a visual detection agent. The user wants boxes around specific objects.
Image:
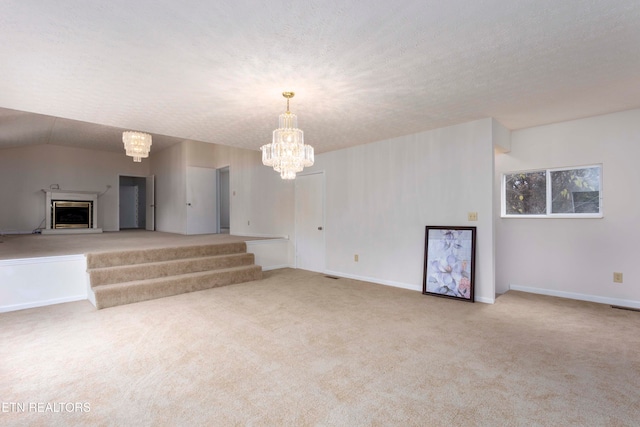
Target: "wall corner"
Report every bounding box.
[491,118,511,153]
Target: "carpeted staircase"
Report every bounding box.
[87,242,262,309]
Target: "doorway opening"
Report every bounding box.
[119,176,147,230]
[218,167,230,234]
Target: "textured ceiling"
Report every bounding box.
[1,0,639,155]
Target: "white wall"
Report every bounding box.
[184,141,294,239]
[151,142,186,234]
[495,109,640,307]
[0,255,87,312]
[150,140,293,249]
[0,144,149,232]
[247,239,290,271]
[306,119,496,303]
[0,136,291,238]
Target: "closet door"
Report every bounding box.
[186,166,218,235]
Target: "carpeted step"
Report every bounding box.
[86,242,248,269]
[89,253,256,287]
[87,241,263,310]
[93,265,263,310]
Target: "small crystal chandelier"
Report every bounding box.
[122,131,152,162]
[261,92,314,179]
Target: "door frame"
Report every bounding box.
[145,175,155,231]
[294,170,326,272]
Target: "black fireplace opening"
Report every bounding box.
[52,201,93,229]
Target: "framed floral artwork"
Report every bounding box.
[422,226,476,302]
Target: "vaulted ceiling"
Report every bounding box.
[1,0,639,155]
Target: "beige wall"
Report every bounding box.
[0,139,291,238]
[495,108,640,306]
[150,140,294,238]
[0,144,149,232]
[309,118,497,302]
[4,109,639,308]
[150,142,186,234]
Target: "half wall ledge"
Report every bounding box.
[41,228,103,235]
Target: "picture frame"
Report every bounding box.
[422,226,476,302]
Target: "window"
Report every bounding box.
[502,165,602,218]
[504,171,546,215]
[549,167,601,214]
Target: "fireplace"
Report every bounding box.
[52,201,93,229]
[42,189,102,234]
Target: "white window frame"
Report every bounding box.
[501,164,603,219]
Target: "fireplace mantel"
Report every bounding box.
[42,189,103,234]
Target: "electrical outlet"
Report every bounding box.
[468,212,478,221]
[613,272,623,283]
[354,254,359,262]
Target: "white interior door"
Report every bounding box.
[145,175,155,231]
[295,172,325,272]
[186,166,218,235]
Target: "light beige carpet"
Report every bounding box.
[1,268,639,426]
[0,230,264,261]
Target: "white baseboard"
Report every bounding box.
[262,264,293,271]
[0,230,35,235]
[324,270,494,304]
[324,270,422,292]
[509,285,640,310]
[0,295,87,313]
[235,233,289,239]
[245,238,289,245]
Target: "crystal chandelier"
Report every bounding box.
[261,92,314,179]
[122,131,152,162]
